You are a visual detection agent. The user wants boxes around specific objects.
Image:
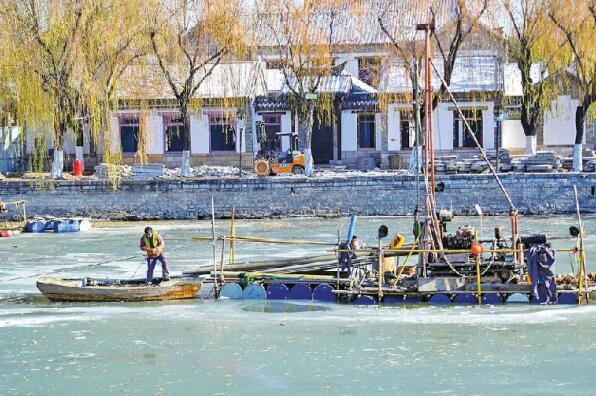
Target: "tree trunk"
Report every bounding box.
[52,110,67,179]
[572,104,586,172]
[525,135,537,156]
[51,149,64,179]
[302,100,316,176]
[180,101,191,177]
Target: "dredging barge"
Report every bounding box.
[188,24,592,306]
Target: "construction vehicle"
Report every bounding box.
[254,124,305,176]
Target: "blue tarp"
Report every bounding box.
[526,245,557,304]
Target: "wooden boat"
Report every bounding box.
[36,276,202,302]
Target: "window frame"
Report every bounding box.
[357,113,376,150]
[118,114,140,155]
[163,114,185,154]
[453,109,483,149]
[209,114,237,153]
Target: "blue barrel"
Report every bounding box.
[53,219,80,233]
[506,293,529,303]
[353,295,376,305]
[220,283,243,299]
[25,220,46,233]
[481,293,503,305]
[242,284,266,300]
[312,284,336,302]
[266,283,289,300]
[289,284,312,300]
[429,294,451,304]
[454,293,477,305]
[383,295,421,304]
[44,220,56,232]
[557,292,578,305]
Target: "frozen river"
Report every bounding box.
[1,217,595,395]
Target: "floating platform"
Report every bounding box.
[202,272,591,306]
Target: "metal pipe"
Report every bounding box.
[210,195,218,298]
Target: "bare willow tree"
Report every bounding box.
[0,0,94,178]
[550,0,596,171]
[82,0,149,166]
[502,0,566,155]
[256,0,343,176]
[148,0,244,176]
[431,0,490,109]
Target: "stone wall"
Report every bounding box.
[1,173,595,219]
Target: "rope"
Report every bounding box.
[192,235,337,246]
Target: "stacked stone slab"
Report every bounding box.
[523,151,561,172]
[433,150,512,174]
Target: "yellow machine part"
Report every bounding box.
[382,256,397,273]
[388,234,406,249]
[270,163,294,174]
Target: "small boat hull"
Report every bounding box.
[37,276,202,302]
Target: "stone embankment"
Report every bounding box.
[1,173,595,219]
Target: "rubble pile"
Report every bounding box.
[163,165,252,178]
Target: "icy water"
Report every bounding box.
[1,217,595,395]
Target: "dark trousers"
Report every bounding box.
[146,254,170,283]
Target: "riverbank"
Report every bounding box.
[1,173,595,219]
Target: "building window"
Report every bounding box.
[358,57,381,87]
[210,115,236,152]
[400,111,414,149]
[164,115,185,153]
[357,113,376,149]
[119,116,139,153]
[453,109,483,148]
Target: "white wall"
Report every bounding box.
[190,113,207,154]
[434,103,454,150]
[280,111,292,151]
[147,111,164,154]
[544,95,583,146]
[387,104,401,151]
[375,113,382,151]
[341,111,358,151]
[194,112,210,154]
[482,103,495,149]
[502,120,525,149]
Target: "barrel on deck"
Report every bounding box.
[428,294,451,304]
[220,283,243,299]
[25,220,46,233]
[353,295,376,305]
[557,292,578,305]
[454,293,477,305]
[481,293,503,305]
[383,295,421,304]
[312,284,335,302]
[506,293,530,303]
[289,284,312,300]
[53,219,80,233]
[266,283,289,300]
[242,284,266,300]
